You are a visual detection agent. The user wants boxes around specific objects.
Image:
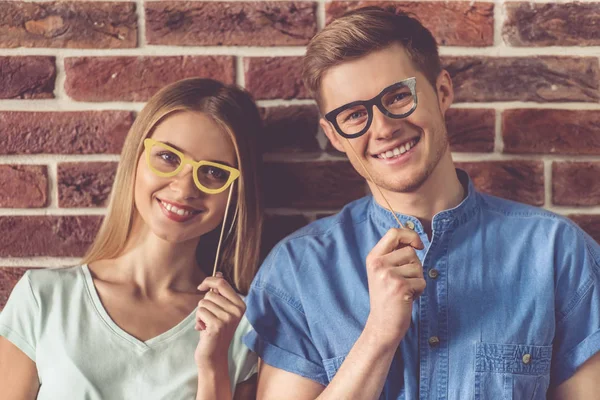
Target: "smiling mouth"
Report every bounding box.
[157,199,202,217]
[373,136,421,160]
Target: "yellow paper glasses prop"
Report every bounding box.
[144,138,240,195]
[143,138,239,276]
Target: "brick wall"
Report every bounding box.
[1,0,599,308]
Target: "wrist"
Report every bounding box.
[363,317,405,351]
[196,355,229,372]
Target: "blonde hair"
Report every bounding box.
[303,7,441,107]
[82,78,263,294]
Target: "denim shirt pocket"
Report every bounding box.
[475,342,552,400]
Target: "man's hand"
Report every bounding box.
[364,227,426,347]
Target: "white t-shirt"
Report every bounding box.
[0,265,257,399]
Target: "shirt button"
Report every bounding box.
[522,354,531,364]
[428,269,439,279]
[428,336,440,347]
[406,221,415,230]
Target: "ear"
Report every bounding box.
[436,70,454,115]
[320,118,347,154]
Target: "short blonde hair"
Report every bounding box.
[303,7,441,107]
[82,78,263,294]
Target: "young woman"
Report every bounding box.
[0,78,263,399]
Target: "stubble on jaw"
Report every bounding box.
[358,127,450,195]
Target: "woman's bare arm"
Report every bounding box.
[0,337,39,399]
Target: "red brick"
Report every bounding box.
[327,1,494,47]
[503,109,600,155]
[446,108,495,153]
[0,216,102,257]
[458,161,545,206]
[65,56,235,102]
[503,2,600,47]
[58,162,118,208]
[263,161,365,209]
[260,105,321,154]
[569,215,600,244]
[0,267,37,311]
[0,1,137,49]
[244,57,307,100]
[146,1,317,46]
[0,111,133,155]
[0,165,48,208]
[444,56,600,103]
[0,56,55,99]
[553,162,600,206]
[262,214,310,257]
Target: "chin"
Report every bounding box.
[152,229,195,244]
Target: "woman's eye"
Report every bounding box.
[205,167,227,181]
[157,151,180,164]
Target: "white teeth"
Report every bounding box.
[377,139,418,159]
[160,200,194,216]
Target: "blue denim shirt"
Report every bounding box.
[244,171,600,399]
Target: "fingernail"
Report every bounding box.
[404,294,412,302]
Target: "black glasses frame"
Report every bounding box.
[324,77,418,139]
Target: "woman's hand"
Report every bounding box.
[194,272,246,367]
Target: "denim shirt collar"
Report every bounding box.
[368,169,479,234]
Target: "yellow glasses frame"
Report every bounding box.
[143,138,240,195]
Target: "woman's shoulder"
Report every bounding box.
[25,265,87,298]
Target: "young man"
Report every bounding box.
[244,7,600,399]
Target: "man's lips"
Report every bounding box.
[371,136,421,159]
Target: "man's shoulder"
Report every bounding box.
[478,192,570,226]
[476,192,597,250]
[283,196,372,242]
[256,197,371,280]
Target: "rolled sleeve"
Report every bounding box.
[243,245,328,386]
[551,228,600,386]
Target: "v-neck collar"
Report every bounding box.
[81,264,196,351]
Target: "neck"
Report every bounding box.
[370,151,465,234]
[106,219,207,296]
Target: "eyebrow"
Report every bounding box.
[161,140,236,168]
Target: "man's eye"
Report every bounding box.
[344,110,366,122]
[392,93,409,102]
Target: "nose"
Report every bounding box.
[369,106,397,141]
[169,164,202,199]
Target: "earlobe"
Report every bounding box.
[436,70,454,114]
[320,118,347,154]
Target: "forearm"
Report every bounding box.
[196,361,233,400]
[316,322,402,400]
